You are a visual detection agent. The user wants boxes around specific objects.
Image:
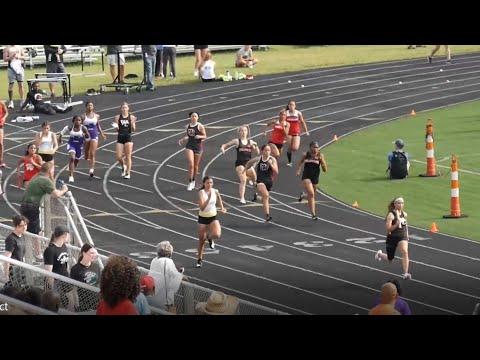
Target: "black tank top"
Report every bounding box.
[256,156,273,181]
[388,211,407,239]
[186,123,201,148]
[303,151,321,176]
[118,114,132,135]
[236,139,253,163]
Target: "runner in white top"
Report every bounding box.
[196,176,226,268]
[34,121,58,179]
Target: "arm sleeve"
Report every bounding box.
[41,179,56,195]
[43,247,54,266]
[5,235,16,253]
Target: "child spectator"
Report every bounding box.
[134,275,155,315]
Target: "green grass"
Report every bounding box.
[320,100,480,241]
[2,45,480,100]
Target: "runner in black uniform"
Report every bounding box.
[178,112,207,191]
[113,102,136,179]
[296,141,327,220]
[221,125,259,204]
[375,197,412,280]
[245,144,278,222]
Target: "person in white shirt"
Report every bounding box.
[199,51,217,82]
[3,45,26,109]
[235,45,258,68]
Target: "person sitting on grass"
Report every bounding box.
[387,139,410,180]
[235,45,258,68]
[20,81,72,115]
[199,51,217,82]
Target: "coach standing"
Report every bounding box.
[44,45,67,99]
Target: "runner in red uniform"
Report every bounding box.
[16,143,43,188]
[285,100,309,167]
[265,109,290,158]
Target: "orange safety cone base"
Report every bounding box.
[429,223,439,233]
[418,174,441,177]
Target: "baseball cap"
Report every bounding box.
[53,225,69,237]
[393,139,405,149]
[140,275,155,292]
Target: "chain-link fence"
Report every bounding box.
[0,293,59,315]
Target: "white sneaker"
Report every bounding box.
[286,162,293,167]
[123,173,130,179]
[375,250,383,262]
[122,165,127,177]
[68,176,74,183]
[187,181,195,191]
[7,101,14,109]
[248,180,254,186]
[193,70,199,77]
[402,273,412,280]
[240,198,247,204]
[89,169,94,178]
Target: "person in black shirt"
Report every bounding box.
[3,215,28,288]
[113,102,136,179]
[44,45,67,98]
[44,225,73,308]
[70,243,99,312]
[20,81,73,115]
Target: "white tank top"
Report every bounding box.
[38,131,55,154]
[83,113,98,128]
[199,188,217,217]
[200,60,216,80]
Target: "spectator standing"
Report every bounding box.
[141,45,157,91]
[161,45,177,79]
[97,255,140,315]
[43,45,67,98]
[0,100,8,168]
[155,45,164,78]
[3,215,28,288]
[428,45,451,64]
[134,275,155,315]
[106,45,125,83]
[70,243,99,312]
[3,45,26,109]
[149,241,184,313]
[193,45,209,77]
[369,282,401,315]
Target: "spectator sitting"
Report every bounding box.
[195,291,239,315]
[372,279,412,315]
[199,51,217,82]
[96,255,140,315]
[149,241,184,313]
[134,275,155,315]
[235,45,258,68]
[369,283,401,315]
[41,290,61,313]
[20,81,73,115]
[387,139,410,179]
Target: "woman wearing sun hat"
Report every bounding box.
[195,291,239,315]
[375,197,411,280]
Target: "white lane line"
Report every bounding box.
[108,180,153,193]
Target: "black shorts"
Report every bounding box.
[198,215,217,225]
[186,144,202,155]
[117,134,132,144]
[20,202,40,235]
[302,173,319,185]
[386,236,407,260]
[39,153,54,162]
[194,45,208,50]
[235,160,248,168]
[257,178,273,192]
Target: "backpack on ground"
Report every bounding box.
[389,151,408,179]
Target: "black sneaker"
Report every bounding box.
[265,215,272,223]
[427,56,433,64]
[298,192,305,202]
[312,214,318,221]
[207,237,215,249]
[196,259,202,268]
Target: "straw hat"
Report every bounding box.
[195,291,239,315]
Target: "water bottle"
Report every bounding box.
[234,71,239,80]
[226,70,232,81]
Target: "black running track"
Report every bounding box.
[2,53,480,315]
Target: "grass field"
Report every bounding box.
[2,45,480,100]
[319,100,480,241]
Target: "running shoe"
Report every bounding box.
[68,176,74,183]
[427,56,433,64]
[375,250,383,262]
[265,215,273,223]
[193,70,199,77]
[248,179,254,186]
[239,198,247,204]
[286,162,293,167]
[7,101,14,109]
[312,214,318,221]
[298,192,305,202]
[207,237,215,249]
[402,273,412,280]
[89,169,94,178]
[123,173,130,179]
[196,259,202,268]
[187,181,195,191]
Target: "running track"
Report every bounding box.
[2,53,480,314]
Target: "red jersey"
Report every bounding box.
[269,122,287,145]
[286,109,302,136]
[96,299,138,315]
[0,104,6,127]
[23,154,42,181]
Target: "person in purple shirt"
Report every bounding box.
[373,279,412,315]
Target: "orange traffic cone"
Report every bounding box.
[419,119,440,177]
[410,109,416,116]
[333,135,338,141]
[352,201,359,208]
[443,155,468,219]
[429,222,439,233]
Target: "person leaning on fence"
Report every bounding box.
[195,291,239,315]
[149,241,184,314]
[70,243,99,312]
[134,275,155,315]
[43,45,67,99]
[96,255,140,315]
[387,139,410,180]
[3,215,29,289]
